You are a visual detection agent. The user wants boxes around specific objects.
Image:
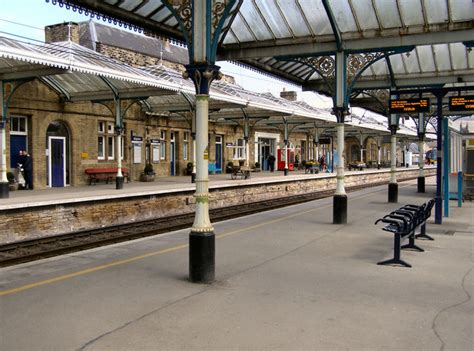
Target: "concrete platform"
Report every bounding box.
[1,177,472,351]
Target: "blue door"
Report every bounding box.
[215,137,222,173]
[10,135,27,168]
[51,138,64,187]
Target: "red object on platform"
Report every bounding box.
[277,149,294,171]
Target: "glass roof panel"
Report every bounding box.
[298,0,332,35]
[229,15,255,43]
[276,0,312,37]
[416,46,436,72]
[238,1,273,40]
[450,0,474,22]
[387,54,406,75]
[424,0,449,23]
[432,44,452,71]
[373,0,401,29]
[223,30,238,45]
[370,59,388,76]
[119,0,144,11]
[151,10,175,23]
[350,0,380,30]
[402,50,421,74]
[398,0,424,26]
[328,0,358,33]
[104,0,117,5]
[449,43,468,70]
[135,1,162,17]
[254,0,292,39]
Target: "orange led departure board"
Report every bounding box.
[449,96,474,111]
[389,99,430,114]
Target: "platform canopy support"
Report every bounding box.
[388,91,400,203]
[163,0,240,283]
[0,82,8,198]
[434,91,446,224]
[377,136,382,169]
[283,118,289,175]
[416,112,426,193]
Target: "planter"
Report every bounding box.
[140,174,155,182]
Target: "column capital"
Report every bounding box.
[184,64,222,95]
[332,106,349,123]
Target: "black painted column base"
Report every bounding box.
[417,176,425,193]
[191,173,196,183]
[388,183,398,203]
[189,231,215,283]
[0,182,9,199]
[333,194,347,224]
[284,169,288,176]
[435,196,442,224]
[116,176,124,190]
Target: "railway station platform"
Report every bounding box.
[0,166,436,245]
[0,177,472,350]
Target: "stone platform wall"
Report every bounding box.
[0,169,436,244]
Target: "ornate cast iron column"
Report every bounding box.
[388,93,400,203]
[417,112,426,193]
[283,118,289,176]
[114,97,124,190]
[0,82,8,198]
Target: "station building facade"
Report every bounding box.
[3,21,403,190]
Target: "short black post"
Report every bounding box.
[116,176,124,189]
[388,183,398,203]
[417,176,425,193]
[333,194,347,224]
[284,168,288,176]
[189,231,215,283]
[0,182,9,198]
[191,172,196,183]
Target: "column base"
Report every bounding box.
[0,182,9,199]
[333,194,347,224]
[417,176,425,193]
[284,169,288,176]
[191,173,196,183]
[116,176,124,189]
[189,231,215,283]
[435,196,442,224]
[388,183,398,203]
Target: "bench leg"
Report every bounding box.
[402,233,424,252]
[378,234,412,268]
[415,223,435,241]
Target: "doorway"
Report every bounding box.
[215,135,222,173]
[48,137,66,187]
[259,138,275,171]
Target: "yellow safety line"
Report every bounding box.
[0,187,398,296]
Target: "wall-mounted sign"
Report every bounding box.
[81,152,89,159]
[389,98,430,114]
[319,138,331,145]
[150,139,161,145]
[131,136,143,144]
[449,96,474,111]
[225,142,234,147]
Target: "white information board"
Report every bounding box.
[133,143,142,164]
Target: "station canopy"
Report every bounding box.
[50,0,473,120]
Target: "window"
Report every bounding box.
[183,132,189,161]
[233,138,244,159]
[160,130,166,160]
[10,116,27,135]
[98,120,120,161]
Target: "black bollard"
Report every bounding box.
[417,176,425,193]
[0,182,9,198]
[189,231,215,283]
[388,183,398,203]
[116,176,124,189]
[333,194,347,224]
[191,172,196,183]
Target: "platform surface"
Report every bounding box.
[0,178,472,351]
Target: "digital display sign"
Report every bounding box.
[449,96,474,111]
[389,98,430,114]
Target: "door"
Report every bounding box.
[215,135,222,173]
[49,137,65,187]
[170,132,175,176]
[10,135,27,169]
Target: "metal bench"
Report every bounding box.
[375,199,434,267]
[85,167,129,185]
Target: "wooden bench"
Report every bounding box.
[231,166,250,180]
[85,167,129,185]
[348,162,366,171]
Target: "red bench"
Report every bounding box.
[85,167,129,185]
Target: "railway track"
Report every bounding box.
[0,179,414,267]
